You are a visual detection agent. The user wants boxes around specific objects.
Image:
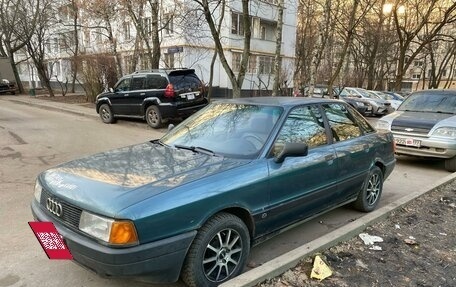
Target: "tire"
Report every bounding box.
[181,213,250,287]
[99,103,116,124]
[353,166,383,212]
[145,105,162,128]
[445,156,456,172]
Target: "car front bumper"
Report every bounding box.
[393,134,456,159]
[31,200,196,283]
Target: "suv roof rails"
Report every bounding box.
[132,68,192,74]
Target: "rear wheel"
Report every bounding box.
[145,105,162,128]
[445,156,456,172]
[99,104,116,124]
[181,213,250,287]
[353,166,383,212]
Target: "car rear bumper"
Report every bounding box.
[159,98,208,118]
[393,134,456,159]
[31,200,196,283]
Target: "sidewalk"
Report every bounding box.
[1,94,98,120]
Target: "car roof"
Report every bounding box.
[412,89,456,96]
[213,96,344,107]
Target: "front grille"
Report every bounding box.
[391,125,430,135]
[40,189,82,229]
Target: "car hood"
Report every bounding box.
[39,142,248,216]
[386,111,456,132]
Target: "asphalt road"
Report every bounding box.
[0,100,449,287]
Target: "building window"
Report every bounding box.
[125,55,136,73]
[232,52,242,72]
[259,56,273,74]
[231,12,244,35]
[248,55,257,73]
[94,28,103,44]
[442,69,447,77]
[414,60,423,67]
[140,54,151,70]
[163,14,174,35]
[142,17,151,36]
[412,74,421,80]
[164,53,174,68]
[124,22,131,40]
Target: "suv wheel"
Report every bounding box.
[146,105,162,128]
[99,104,116,124]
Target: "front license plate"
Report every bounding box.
[395,138,421,147]
[187,94,195,100]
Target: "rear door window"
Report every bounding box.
[322,103,363,142]
[145,75,168,89]
[130,77,146,90]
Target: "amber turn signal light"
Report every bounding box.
[109,221,139,245]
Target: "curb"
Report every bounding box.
[221,171,456,287]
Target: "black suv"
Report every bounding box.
[95,69,208,128]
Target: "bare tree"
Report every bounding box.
[391,0,456,91]
[193,0,251,98]
[0,0,40,93]
[26,0,56,96]
[271,0,284,97]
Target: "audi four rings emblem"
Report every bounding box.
[46,198,63,217]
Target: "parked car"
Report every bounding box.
[368,90,403,111]
[95,69,208,128]
[339,87,391,116]
[377,89,456,172]
[0,79,16,94]
[31,97,396,286]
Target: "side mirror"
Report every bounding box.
[274,142,308,164]
[109,87,114,93]
[167,124,175,132]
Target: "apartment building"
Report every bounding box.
[17,0,298,97]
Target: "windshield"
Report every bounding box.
[398,92,456,113]
[161,103,283,159]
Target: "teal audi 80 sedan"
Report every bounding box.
[31,97,395,286]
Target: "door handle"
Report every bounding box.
[325,154,335,161]
[124,94,129,97]
[140,93,146,96]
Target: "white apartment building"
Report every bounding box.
[17,0,298,97]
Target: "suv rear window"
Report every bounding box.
[169,74,201,89]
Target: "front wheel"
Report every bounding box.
[181,213,250,287]
[445,156,456,172]
[99,103,116,124]
[353,166,383,212]
[145,105,162,128]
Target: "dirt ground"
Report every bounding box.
[257,179,456,287]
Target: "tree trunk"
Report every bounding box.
[71,0,79,93]
[272,0,284,97]
[7,47,24,94]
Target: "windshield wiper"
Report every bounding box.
[150,139,169,147]
[435,110,455,114]
[174,144,217,156]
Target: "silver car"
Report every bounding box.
[339,87,391,116]
[377,89,456,172]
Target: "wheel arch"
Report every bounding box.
[198,207,255,241]
[142,98,161,115]
[96,98,111,113]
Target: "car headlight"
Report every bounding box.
[79,211,138,245]
[431,127,456,138]
[376,120,391,131]
[34,180,43,203]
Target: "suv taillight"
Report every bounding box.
[164,84,175,98]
